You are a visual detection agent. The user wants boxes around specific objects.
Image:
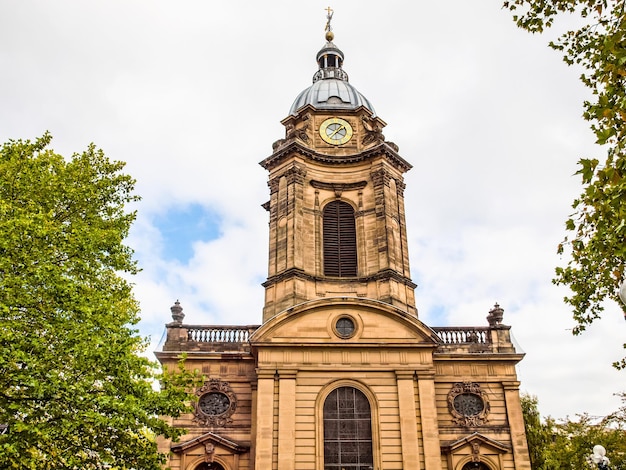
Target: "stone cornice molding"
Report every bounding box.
[259,141,412,173]
[261,267,417,289]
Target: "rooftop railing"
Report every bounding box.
[432,326,491,345]
[186,325,260,343]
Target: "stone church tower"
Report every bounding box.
[156,13,531,470]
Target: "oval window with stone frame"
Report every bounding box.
[193,379,237,427]
[447,382,490,427]
[334,316,356,339]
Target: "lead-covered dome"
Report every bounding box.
[288,38,376,117]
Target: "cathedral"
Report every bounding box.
[156,12,531,470]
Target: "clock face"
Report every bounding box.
[198,392,231,416]
[320,117,353,145]
[453,393,485,417]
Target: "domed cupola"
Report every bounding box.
[288,12,376,117]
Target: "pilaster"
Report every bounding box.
[396,371,421,469]
[417,372,442,470]
[503,381,532,470]
[277,370,297,470]
[254,370,276,470]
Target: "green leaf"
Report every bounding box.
[0,134,199,469]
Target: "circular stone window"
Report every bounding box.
[334,316,356,338]
[447,382,490,427]
[453,393,485,417]
[198,391,231,416]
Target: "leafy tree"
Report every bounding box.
[0,133,195,469]
[503,0,626,368]
[521,394,551,469]
[521,393,626,469]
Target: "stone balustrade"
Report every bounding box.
[432,327,490,345]
[187,325,259,343]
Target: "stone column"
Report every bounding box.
[277,370,297,470]
[396,371,420,469]
[417,372,442,470]
[503,381,532,470]
[254,370,276,469]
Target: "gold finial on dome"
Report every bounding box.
[324,6,334,41]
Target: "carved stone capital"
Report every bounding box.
[371,167,391,187]
[282,163,307,185]
[268,177,280,194]
[396,180,406,196]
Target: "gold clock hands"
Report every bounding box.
[328,125,345,139]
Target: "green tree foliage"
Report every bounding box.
[0,133,195,469]
[521,393,626,469]
[503,0,626,368]
[521,394,551,469]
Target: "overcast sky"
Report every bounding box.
[1,0,624,421]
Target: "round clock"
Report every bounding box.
[453,393,485,417]
[319,117,353,145]
[198,392,231,416]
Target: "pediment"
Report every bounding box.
[171,431,249,454]
[250,297,440,347]
[441,432,511,454]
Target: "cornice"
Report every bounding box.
[262,267,417,289]
[259,141,412,173]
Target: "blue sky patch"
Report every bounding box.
[152,203,222,264]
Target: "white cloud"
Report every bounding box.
[1,0,623,420]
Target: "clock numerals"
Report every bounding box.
[320,118,353,145]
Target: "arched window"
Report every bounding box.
[323,201,357,277]
[194,463,224,470]
[323,387,373,470]
[462,463,490,470]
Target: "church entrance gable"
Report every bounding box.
[442,432,511,470]
[171,432,249,470]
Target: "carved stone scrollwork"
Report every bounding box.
[193,378,237,427]
[361,115,385,146]
[272,139,283,151]
[447,382,490,427]
[286,122,310,143]
[272,114,311,151]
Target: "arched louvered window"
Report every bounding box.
[323,387,373,470]
[323,201,357,277]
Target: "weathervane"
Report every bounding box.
[325,6,334,41]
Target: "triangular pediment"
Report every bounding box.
[442,432,511,454]
[250,297,440,347]
[171,431,249,454]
